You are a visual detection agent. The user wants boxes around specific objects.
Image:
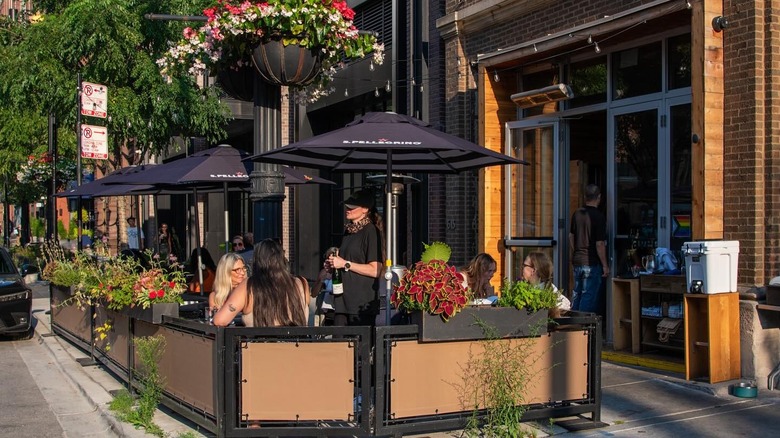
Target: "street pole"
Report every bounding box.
[76,74,83,251]
[250,78,285,242]
[3,176,9,247]
[48,112,58,242]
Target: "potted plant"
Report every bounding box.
[392,242,558,342]
[391,241,469,321]
[158,0,385,103]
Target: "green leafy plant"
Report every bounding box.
[458,320,558,438]
[41,242,186,310]
[497,279,558,313]
[391,242,468,321]
[30,216,45,238]
[110,335,167,437]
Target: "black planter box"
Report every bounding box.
[409,306,548,342]
[123,303,179,324]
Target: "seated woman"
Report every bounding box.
[208,252,247,314]
[186,247,217,294]
[460,253,497,301]
[522,251,572,313]
[212,238,309,327]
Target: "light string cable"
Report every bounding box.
[488,18,649,81]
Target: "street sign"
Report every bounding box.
[80,124,108,159]
[81,81,108,118]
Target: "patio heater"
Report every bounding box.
[368,173,420,324]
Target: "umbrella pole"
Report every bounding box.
[385,152,393,325]
[224,182,229,255]
[193,188,204,296]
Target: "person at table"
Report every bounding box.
[325,189,383,327]
[311,246,340,326]
[522,251,571,313]
[157,223,173,261]
[460,253,497,300]
[212,238,309,327]
[207,252,247,314]
[187,247,217,294]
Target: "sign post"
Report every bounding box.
[76,77,109,251]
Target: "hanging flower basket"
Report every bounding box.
[251,37,322,86]
[216,63,257,101]
[158,0,385,103]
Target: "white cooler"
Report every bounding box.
[682,240,739,294]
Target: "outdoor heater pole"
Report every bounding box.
[385,152,393,325]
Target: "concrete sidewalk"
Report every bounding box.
[30,280,780,437]
[30,284,212,438]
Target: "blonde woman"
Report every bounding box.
[208,253,247,314]
[213,238,309,327]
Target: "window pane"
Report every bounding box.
[668,34,691,90]
[669,103,692,252]
[614,109,658,276]
[567,56,607,108]
[612,42,662,100]
[509,127,555,238]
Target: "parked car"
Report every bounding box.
[0,247,33,339]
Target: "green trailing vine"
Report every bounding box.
[109,335,166,437]
[456,319,559,437]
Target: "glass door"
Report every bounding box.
[610,103,661,277]
[504,121,560,283]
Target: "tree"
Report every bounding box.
[0,1,229,240]
[0,0,228,183]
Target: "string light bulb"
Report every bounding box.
[369,62,375,72]
[493,71,500,82]
[685,0,691,9]
[594,42,601,53]
[420,83,424,92]
[344,88,349,97]
[385,80,391,92]
[587,34,593,44]
[374,87,380,97]
[412,78,417,87]
[533,43,538,52]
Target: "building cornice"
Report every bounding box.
[436,0,555,39]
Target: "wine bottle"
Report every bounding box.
[332,264,344,296]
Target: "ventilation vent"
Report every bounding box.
[353,0,392,49]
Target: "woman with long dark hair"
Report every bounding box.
[212,238,309,327]
[460,253,497,299]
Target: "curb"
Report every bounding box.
[32,309,150,438]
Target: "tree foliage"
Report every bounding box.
[0,0,229,203]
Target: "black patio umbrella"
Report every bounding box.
[56,165,157,198]
[104,145,335,292]
[245,111,527,322]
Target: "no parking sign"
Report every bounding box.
[81,124,108,159]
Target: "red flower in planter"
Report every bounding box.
[392,255,468,321]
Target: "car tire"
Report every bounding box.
[13,326,35,341]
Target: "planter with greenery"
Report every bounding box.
[42,243,187,324]
[392,242,558,342]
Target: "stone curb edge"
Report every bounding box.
[32,310,149,438]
